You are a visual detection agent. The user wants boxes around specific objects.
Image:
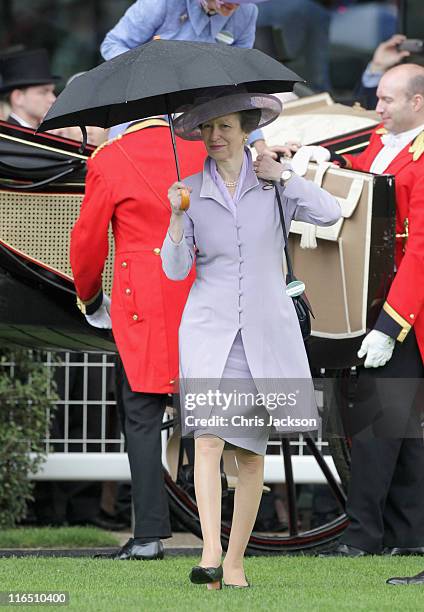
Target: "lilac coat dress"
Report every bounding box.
[161,151,341,452]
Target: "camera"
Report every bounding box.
[398,39,424,54]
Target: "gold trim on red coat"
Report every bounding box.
[409,130,424,161]
[76,287,102,314]
[383,302,411,342]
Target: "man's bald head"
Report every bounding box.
[381,63,424,96]
[376,63,424,134]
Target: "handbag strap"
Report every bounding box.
[274,183,295,282]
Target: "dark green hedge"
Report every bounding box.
[0,350,58,528]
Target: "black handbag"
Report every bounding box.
[275,184,314,340]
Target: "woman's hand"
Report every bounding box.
[253,154,285,182]
[168,181,192,215]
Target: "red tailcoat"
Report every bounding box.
[344,126,424,362]
[70,120,206,392]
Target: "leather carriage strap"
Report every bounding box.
[274,183,295,282]
[0,158,85,191]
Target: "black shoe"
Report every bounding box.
[318,544,370,557]
[94,538,164,560]
[386,570,424,585]
[383,546,424,556]
[189,565,223,589]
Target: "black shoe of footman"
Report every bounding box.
[94,538,164,560]
[386,570,424,585]
[318,543,370,557]
[383,546,424,556]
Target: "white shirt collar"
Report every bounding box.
[381,123,424,148]
[9,112,35,129]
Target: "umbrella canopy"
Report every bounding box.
[39,39,302,132]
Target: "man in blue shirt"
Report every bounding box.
[101,0,280,155]
[101,1,261,58]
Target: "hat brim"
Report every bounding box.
[0,75,60,94]
[173,92,282,141]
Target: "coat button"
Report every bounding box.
[169,379,175,384]
[121,261,128,268]
[132,313,139,321]
[153,247,161,255]
[410,313,415,319]
[125,288,131,295]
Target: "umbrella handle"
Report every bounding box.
[180,188,190,211]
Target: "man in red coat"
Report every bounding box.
[70,118,205,559]
[318,64,424,561]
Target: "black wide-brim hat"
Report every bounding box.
[0,48,60,94]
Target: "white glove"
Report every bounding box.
[85,293,112,329]
[291,145,331,176]
[357,329,395,368]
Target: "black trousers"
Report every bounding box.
[341,331,424,553]
[115,359,171,539]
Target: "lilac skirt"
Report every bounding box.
[194,332,272,455]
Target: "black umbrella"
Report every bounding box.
[39,39,302,178]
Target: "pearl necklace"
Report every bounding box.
[224,179,239,188]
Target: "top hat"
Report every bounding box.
[0,49,60,94]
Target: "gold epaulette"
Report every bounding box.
[90,118,168,158]
[123,118,169,135]
[375,127,388,135]
[409,130,424,161]
[91,134,123,158]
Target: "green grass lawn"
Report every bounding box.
[0,556,423,611]
[0,527,119,549]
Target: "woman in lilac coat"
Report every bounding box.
[161,89,341,589]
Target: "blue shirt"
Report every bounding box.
[101,0,258,59]
[102,0,263,143]
[361,62,383,89]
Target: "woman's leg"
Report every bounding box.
[223,448,264,585]
[194,435,225,568]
